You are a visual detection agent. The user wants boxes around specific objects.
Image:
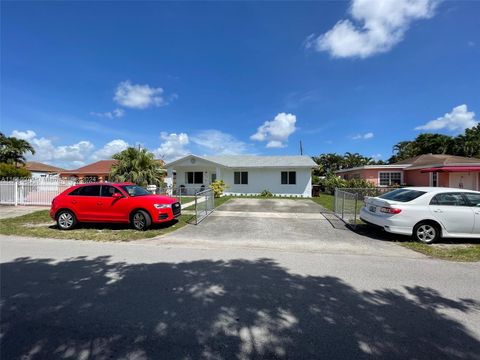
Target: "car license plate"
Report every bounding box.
[369,205,376,213]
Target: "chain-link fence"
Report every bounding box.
[334,187,399,226]
[193,188,215,224]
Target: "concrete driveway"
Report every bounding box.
[0,205,50,219]
[152,198,419,257]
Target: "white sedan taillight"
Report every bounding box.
[380,207,402,214]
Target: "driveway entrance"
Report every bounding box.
[156,198,419,257]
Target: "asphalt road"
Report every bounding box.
[1,235,480,360]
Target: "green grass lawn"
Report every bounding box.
[176,196,195,204]
[400,242,480,262]
[0,210,190,242]
[311,193,335,211]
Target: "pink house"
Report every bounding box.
[335,154,480,191]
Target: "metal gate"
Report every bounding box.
[334,187,399,227]
[193,188,215,224]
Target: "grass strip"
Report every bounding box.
[0,210,190,242]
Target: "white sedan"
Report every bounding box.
[360,187,480,243]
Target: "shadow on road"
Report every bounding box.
[1,256,479,359]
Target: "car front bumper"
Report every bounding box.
[153,203,181,223]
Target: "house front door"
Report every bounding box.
[449,172,477,191]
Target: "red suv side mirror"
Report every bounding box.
[112,192,123,199]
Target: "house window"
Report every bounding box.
[234,171,248,185]
[281,171,296,185]
[186,172,203,184]
[430,172,438,187]
[379,172,402,186]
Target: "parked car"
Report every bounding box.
[360,187,480,243]
[50,182,181,231]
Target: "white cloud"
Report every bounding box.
[55,141,95,162]
[191,130,248,155]
[90,108,125,119]
[92,139,129,160]
[307,0,439,58]
[415,104,478,132]
[251,113,297,148]
[154,132,190,162]
[114,81,170,109]
[11,130,94,166]
[352,132,374,140]
[11,130,36,141]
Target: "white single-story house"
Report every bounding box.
[165,155,316,197]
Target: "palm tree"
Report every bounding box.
[312,153,344,176]
[343,152,369,168]
[109,146,165,187]
[455,125,480,157]
[0,132,35,166]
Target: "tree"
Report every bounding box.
[312,153,345,177]
[454,124,480,158]
[389,134,455,163]
[0,132,35,166]
[0,163,32,179]
[109,146,165,187]
[343,152,371,168]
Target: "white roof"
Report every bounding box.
[167,154,316,168]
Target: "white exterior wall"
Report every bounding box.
[222,168,312,197]
[31,171,59,179]
[166,156,313,197]
[166,158,217,192]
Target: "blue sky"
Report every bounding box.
[1,0,479,168]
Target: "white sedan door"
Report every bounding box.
[429,192,474,235]
[464,192,480,235]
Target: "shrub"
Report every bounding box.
[319,174,348,195]
[345,178,375,189]
[209,180,228,198]
[260,189,273,197]
[0,163,31,179]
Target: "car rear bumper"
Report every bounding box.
[359,208,412,236]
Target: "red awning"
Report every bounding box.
[421,166,480,173]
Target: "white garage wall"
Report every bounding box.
[222,168,312,197]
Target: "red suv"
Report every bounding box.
[50,182,181,231]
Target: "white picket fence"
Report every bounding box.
[0,179,78,206]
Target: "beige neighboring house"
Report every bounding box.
[25,162,65,179]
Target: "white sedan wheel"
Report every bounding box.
[415,224,438,244]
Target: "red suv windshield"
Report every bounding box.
[121,185,151,197]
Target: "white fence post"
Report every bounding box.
[14,180,18,206]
